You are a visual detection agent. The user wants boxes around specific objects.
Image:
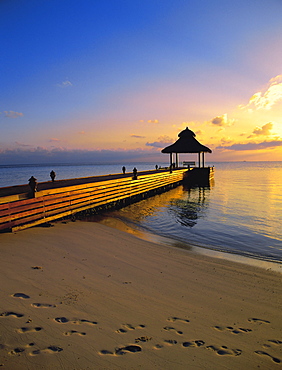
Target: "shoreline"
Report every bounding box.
[86,214,282,274]
[0,220,281,369]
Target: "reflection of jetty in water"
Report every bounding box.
[107,182,213,233]
[169,187,210,228]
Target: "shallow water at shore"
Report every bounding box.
[96,162,282,265]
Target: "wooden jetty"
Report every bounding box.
[0,168,190,233]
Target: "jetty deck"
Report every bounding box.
[0,168,188,233]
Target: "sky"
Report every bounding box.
[1,0,282,165]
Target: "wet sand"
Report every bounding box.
[0,220,281,369]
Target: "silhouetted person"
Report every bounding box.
[28,176,37,197]
[50,170,56,182]
[122,166,126,174]
[133,167,138,180]
[155,164,158,170]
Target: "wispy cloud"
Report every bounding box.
[130,134,146,139]
[49,138,61,142]
[15,142,31,147]
[239,74,282,111]
[146,135,173,148]
[1,111,24,118]
[140,119,159,124]
[56,79,73,88]
[217,140,282,151]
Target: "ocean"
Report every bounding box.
[1,161,281,267]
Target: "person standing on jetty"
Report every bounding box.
[122,166,126,174]
[50,170,56,182]
[28,176,37,197]
[133,167,138,180]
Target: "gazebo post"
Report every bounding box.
[170,152,173,167]
[202,152,205,168]
[176,153,179,168]
[198,153,201,168]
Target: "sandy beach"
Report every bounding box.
[0,220,281,369]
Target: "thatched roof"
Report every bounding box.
[161,127,212,154]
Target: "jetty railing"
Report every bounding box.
[0,169,187,232]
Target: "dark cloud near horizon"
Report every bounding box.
[216,140,282,151]
[0,147,163,165]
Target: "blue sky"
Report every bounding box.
[1,0,282,164]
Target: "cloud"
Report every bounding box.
[248,122,273,138]
[0,147,164,165]
[146,135,173,148]
[239,74,282,111]
[210,114,234,127]
[15,142,31,147]
[1,111,24,118]
[57,79,73,88]
[147,119,159,124]
[130,134,146,139]
[49,138,61,142]
[216,140,282,151]
[79,131,85,135]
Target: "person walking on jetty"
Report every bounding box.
[50,170,56,182]
[122,166,126,174]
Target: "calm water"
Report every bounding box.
[1,162,281,265]
[106,162,282,264]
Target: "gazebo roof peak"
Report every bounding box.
[161,127,212,154]
[178,127,196,138]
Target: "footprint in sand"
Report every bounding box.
[74,319,98,325]
[17,327,42,333]
[64,330,86,336]
[100,345,142,356]
[212,325,252,334]
[248,318,270,324]
[255,350,281,364]
[9,347,26,355]
[163,326,183,335]
[116,323,146,334]
[167,316,190,324]
[182,340,205,348]
[31,303,56,308]
[206,345,242,356]
[30,346,63,356]
[54,317,97,325]
[0,311,24,318]
[54,317,69,323]
[12,293,30,299]
[268,339,282,345]
[135,336,152,343]
[164,339,178,345]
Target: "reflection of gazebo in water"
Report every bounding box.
[161,127,212,168]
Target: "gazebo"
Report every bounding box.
[161,127,212,168]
